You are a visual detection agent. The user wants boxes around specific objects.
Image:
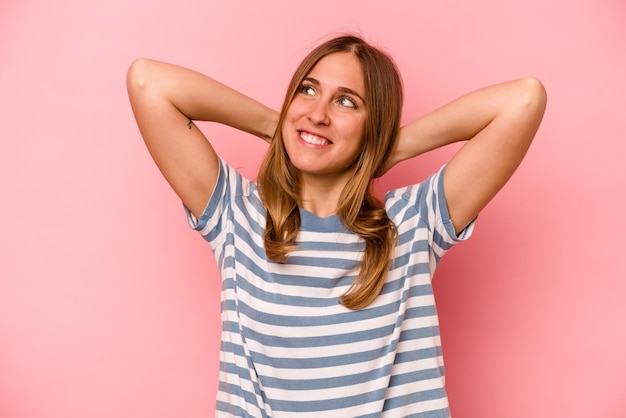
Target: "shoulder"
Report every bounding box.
[187,158,263,232]
[385,165,475,243]
[384,166,445,220]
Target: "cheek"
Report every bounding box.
[344,117,366,142]
[285,99,307,120]
[281,108,298,137]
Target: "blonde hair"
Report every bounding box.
[257,35,404,309]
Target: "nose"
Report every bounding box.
[308,100,330,125]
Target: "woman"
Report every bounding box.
[127,35,546,417]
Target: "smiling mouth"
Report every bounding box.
[299,131,331,146]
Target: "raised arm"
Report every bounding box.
[389,77,547,234]
[126,58,279,219]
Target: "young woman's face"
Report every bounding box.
[282,52,367,183]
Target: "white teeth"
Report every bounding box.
[300,132,329,146]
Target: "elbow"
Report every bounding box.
[126,58,155,93]
[519,76,547,114]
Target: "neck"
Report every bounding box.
[299,172,350,218]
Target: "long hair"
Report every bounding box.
[257,35,404,310]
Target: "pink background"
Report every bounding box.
[1,0,625,417]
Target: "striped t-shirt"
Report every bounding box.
[186,158,474,417]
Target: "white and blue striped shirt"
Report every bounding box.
[187,158,474,417]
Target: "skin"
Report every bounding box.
[282,52,368,217]
[127,51,546,235]
[126,58,278,219]
[391,76,547,233]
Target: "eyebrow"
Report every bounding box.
[303,77,366,105]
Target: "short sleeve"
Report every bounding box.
[385,165,476,261]
[183,158,236,252]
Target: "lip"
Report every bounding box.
[298,130,332,147]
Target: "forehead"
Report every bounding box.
[306,52,365,96]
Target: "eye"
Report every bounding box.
[338,96,357,108]
[298,84,316,96]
